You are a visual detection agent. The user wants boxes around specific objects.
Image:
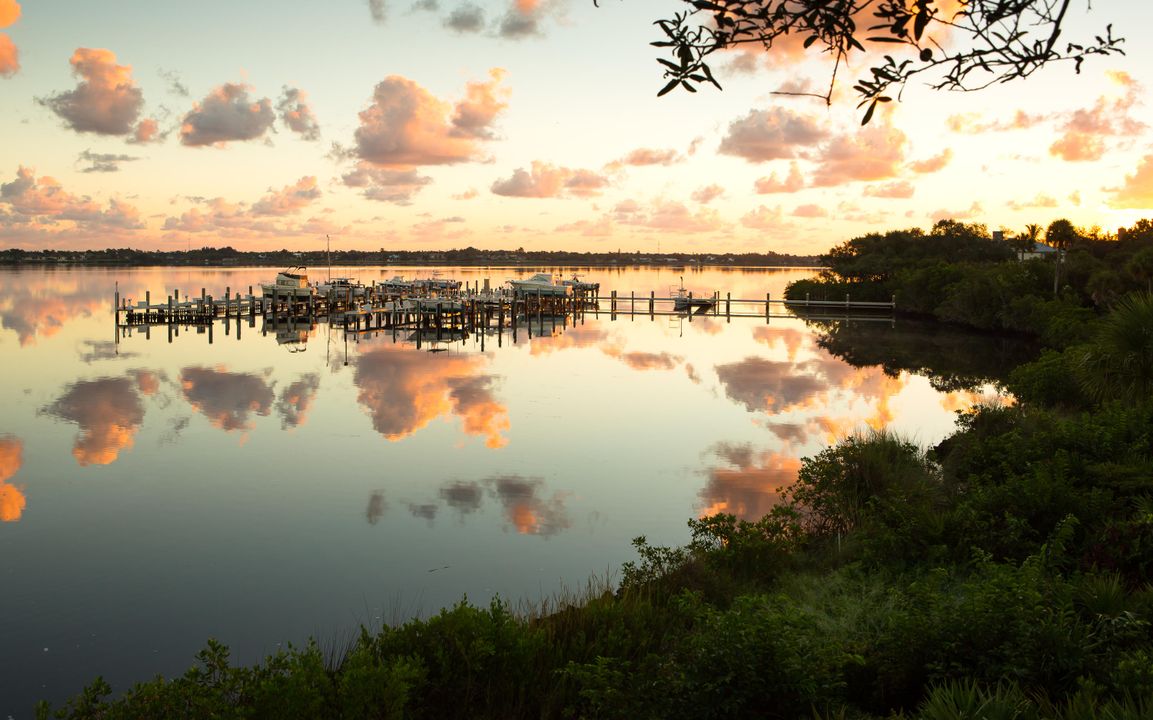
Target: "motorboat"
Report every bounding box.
[561,274,600,293]
[314,277,366,299]
[262,267,314,300]
[413,273,462,292]
[508,273,569,297]
[379,276,417,293]
[672,277,715,313]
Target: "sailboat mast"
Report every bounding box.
[326,234,331,281]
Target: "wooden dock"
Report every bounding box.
[114,280,896,345]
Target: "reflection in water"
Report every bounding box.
[0,285,104,346]
[354,346,509,448]
[753,326,806,361]
[715,357,827,413]
[527,325,611,356]
[180,366,274,432]
[699,442,801,519]
[47,376,145,465]
[0,436,26,522]
[277,373,321,429]
[79,340,135,364]
[366,490,387,525]
[606,350,682,371]
[376,475,570,536]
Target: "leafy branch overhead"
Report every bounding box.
[614,0,1124,124]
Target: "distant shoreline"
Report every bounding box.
[0,248,821,269]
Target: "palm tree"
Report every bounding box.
[1046,219,1078,295]
[1074,292,1153,404]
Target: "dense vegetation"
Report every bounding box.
[786,218,1153,345]
[38,224,1153,720]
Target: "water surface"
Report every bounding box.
[0,265,1025,715]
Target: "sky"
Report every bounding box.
[0,0,1151,255]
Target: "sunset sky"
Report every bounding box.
[1,0,1151,254]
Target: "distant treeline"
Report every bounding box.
[0,246,819,268]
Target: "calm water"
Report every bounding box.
[0,265,1024,715]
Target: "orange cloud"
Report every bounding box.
[0,435,24,522]
[491,161,609,199]
[47,377,145,465]
[527,324,612,356]
[930,201,983,223]
[947,109,1045,134]
[1,166,144,233]
[251,176,321,216]
[39,48,153,137]
[811,119,908,186]
[180,366,274,432]
[0,32,17,77]
[277,373,320,429]
[863,180,914,199]
[0,0,19,27]
[715,357,827,413]
[615,199,725,234]
[353,72,507,167]
[699,446,801,520]
[355,346,509,447]
[754,162,804,194]
[180,82,275,147]
[1006,193,1059,211]
[719,107,827,162]
[792,203,828,219]
[752,327,807,360]
[277,86,320,140]
[1050,74,1146,162]
[490,475,569,535]
[909,148,953,174]
[740,204,784,230]
[606,147,681,169]
[1108,154,1153,210]
[691,184,724,204]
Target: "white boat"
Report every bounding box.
[314,277,366,298]
[561,274,600,293]
[262,267,314,300]
[672,278,715,313]
[413,273,462,292]
[379,276,417,293]
[508,272,569,296]
[416,297,464,313]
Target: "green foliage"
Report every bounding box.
[1072,293,1153,405]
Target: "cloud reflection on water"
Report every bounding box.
[46,376,145,465]
[180,366,274,432]
[0,435,26,521]
[354,345,508,448]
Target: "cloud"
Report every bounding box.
[77,150,139,174]
[342,164,432,204]
[754,162,804,193]
[792,203,828,218]
[491,161,609,198]
[39,48,153,137]
[863,180,914,199]
[251,176,321,216]
[606,147,681,169]
[497,0,550,38]
[0,435,25,522]
[929,201,983,223]
[366,491,387,525]
[615,199,725,233]
[180,82,275,147]
[0,33,17,77]
[439,480,484,514]
[277,86,320,141]
[0,0,20,28]
[947,110,1045,133]
[719,108,827,162]
[47,376,145,465]
[740,204,783,230]
[159,68,189,97]
[1050,73,1146,162]
[277,373,320,429]
[180,366,274,432]
[368,0,386,23]
[909,148,952,174]
[1108,154,1153,209]
[1006,193,1059,211]
[1,165,145,231]
[691,184,724,204]
[444,3,485,32]
[811,120,908,186]
[353,71,507,166]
